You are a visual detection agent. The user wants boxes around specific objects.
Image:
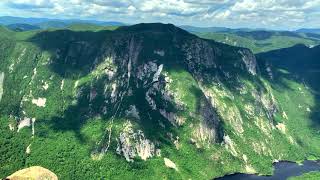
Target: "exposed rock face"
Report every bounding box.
[134,61,184,127]
[125,105,140,119]
[0,72,4,102]
[116,121,157,162]
[265,63,273,80]
[152,64,163,83]
[17,117,31,132]
[164,158,178,171]
[193,96,224,144]
[6,166,58,180]
[201,85,243,135]
[26,144,31,154]
[183,39,217,79]
[223,135,238,156]
[154,50,165,56]
[137,61,159,86]
[159,109,178,127]
[32,98,47,107]
[250,85,278,122]
[276,123,286,134]
[60,79,64,90]
[42,81,49,90]
[239,49,257,75]
[17,117,36,134]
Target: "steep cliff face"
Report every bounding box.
[0,24,320,180]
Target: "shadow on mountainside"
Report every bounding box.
[28,25,198,148]
[257,44,320,128]
[29,24,320,151]
[28,23,290,146]
[28,29,113,79]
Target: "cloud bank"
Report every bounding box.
[1,0,319,30]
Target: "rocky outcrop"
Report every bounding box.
[154,50,165,56]
[116,121,157,162]
[6,166,58,180]
[183,39,218,80]
[164,158,178,171]
[265,63,273,79]
[193,96,224,144]
[223,135,238,156]
[137,61,159,87]
[125,105,140,120]
[17,117,31,132]
[239,49,257,75]
[32,98,47,107]
[252,88,278,122]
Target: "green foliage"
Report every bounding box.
[0,116,29,176]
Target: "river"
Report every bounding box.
[215,160,320,180]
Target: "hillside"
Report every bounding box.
[6,23,41,32]
[196,31,320,53]
[0,16,125,27]
[297,29,320,34]
[0,23,320,179]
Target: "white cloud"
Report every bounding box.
[231,0,257,11]
[7,0,55,8]
[0,0,319,29]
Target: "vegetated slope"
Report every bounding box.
[196,31,320,54]
[296,28,320,34]
[65,23,119,32]
[180,25,254,33]
[6,23,41,32]
[289,171,320,180]
[0,23,320,180]
[35,21,69,29]
[258,44,320,128]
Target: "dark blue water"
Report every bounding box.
[215,160,320,180]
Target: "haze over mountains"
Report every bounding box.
[1,16,320,34]
[0,16,125,30]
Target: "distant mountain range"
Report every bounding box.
[2,16,320,36]
[179,25,261,33]
[0,16,126,30]
[6,23,41,31]
[180,25,320,34]
[296,28,320,34]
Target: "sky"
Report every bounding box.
[0,0,320,30]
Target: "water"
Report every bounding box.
[216,160,320,180]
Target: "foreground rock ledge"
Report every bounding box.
[6,166,58,180]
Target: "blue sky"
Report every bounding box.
[0,0,320,30]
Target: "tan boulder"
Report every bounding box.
[6,166,58,180]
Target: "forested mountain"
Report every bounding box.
[1,23,320,179]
